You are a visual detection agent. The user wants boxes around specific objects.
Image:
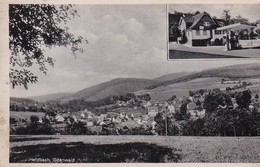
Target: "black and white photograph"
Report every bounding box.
[168,4,260,59]
[1,1,260,165]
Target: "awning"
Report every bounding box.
[216,23,255,31]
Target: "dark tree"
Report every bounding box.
[203,89,232,113]
[9,4,87,89]
[222,10,231,24]
[174,102,191,121]
[188,91,194,97]
[230,15,250,25]
[235,90,252,109]
[30,115,39,124]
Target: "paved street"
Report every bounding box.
[169,39,260,59]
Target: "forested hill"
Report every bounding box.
[10,97,37,105]
[146,63,260,89]
[20,63,260,102]
[69,78,158,101]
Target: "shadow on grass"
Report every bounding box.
[169,50,245,59]
[10,136,58,142]
[10,142,182,163]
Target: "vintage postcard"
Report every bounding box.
[0,0,260,167]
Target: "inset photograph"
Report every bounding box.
[168,4,260,59]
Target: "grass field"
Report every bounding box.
[10,135,260,163]
[147,77,235,101]
[10,111,45,120]
[140,77,260,101]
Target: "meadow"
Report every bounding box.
[10,111,45,120]
[10,135,260,163]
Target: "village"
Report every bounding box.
[10,82,260,136]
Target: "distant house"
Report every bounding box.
[130,112,143,118]
[117,100,127,107]
[187,102,206,117]
[55,114,65,123]
[98,114,107,123]
[167,104,176,114]
[143,101,152,108]
[112,116,122,123]
[178,12,226,46]
[173,102,183,111]
[147,106,159,117]
[107,112,120,118]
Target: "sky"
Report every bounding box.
[10,4,259,97]
[169,4,260,22]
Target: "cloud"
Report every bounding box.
[169,4,260,22]
[10,4,258,97]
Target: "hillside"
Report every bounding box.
[154,72,190,82]
[22,63,260,102]
[10,97,37,105]
[29,93,73,102]
[146,63,260,89]
[63,78,158,101]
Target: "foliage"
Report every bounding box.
[182,119,205,136]
[119,93,136,102]
[254,26,260,38]
[167,95,177,102]
[154,112,179,136]
[130,126,153,135]
[65,118,92,135]
[203,89,232,113]
[222,10,231,24]
[230,15,250,25]
[12,115,54,135]
[99,123,118,135]
[174,103,191,121]
[9,4,87,89]
[137,93,151,101]
[235,90,252,109]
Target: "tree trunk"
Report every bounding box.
[232,126,236,137]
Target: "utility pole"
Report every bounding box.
[165,108,168,136]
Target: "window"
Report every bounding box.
[196,30,200,36]
[215,30,221,34]
[203,30,207,35]
[199,26,204,30]
[204,21,210,26]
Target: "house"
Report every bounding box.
[130,112,143,119]
[55,114,65,123]
[187,102,199,116]
[147,106,159,117]
[173,102,183,111]
[178,12,226,46]
[143,101,152,108]
[97,114,107,122]
[107,112,120,118]
[167,104,176,114]
[112,116,122,123]
[80,113,85,119]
